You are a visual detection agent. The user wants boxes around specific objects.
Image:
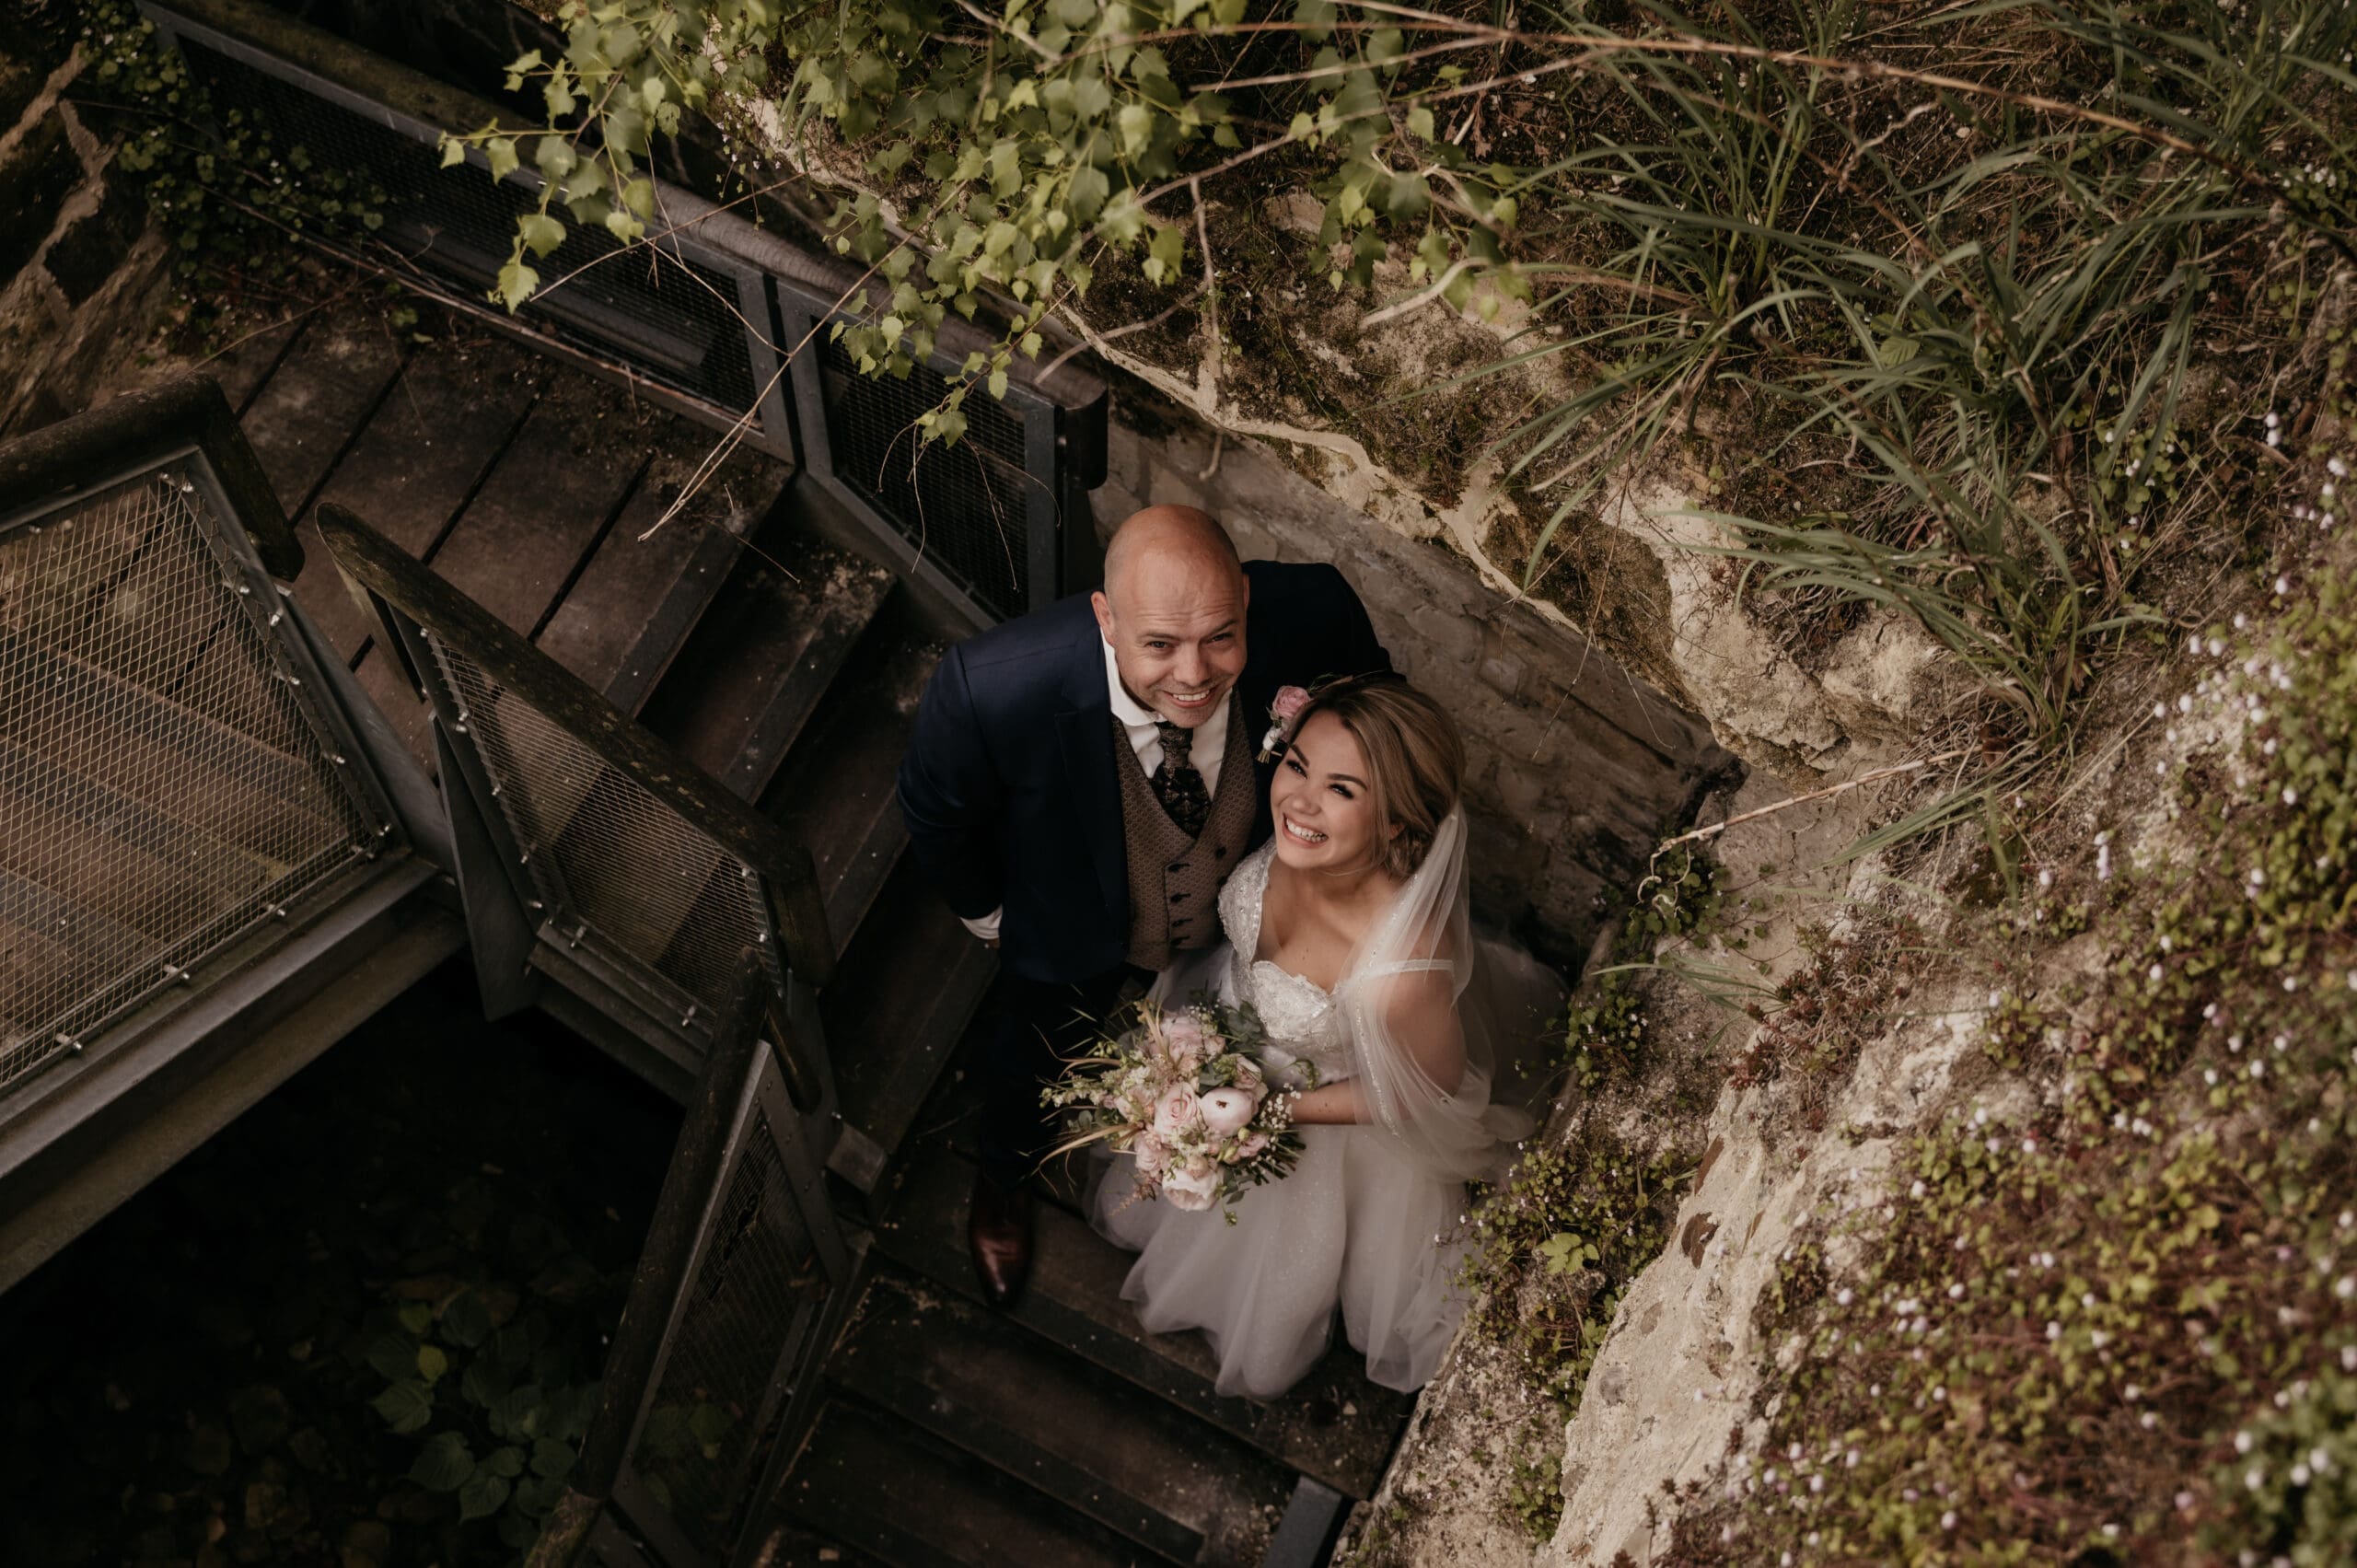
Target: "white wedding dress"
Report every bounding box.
[1091,818,1562,1399]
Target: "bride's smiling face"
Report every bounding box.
[1271,712,1393,874]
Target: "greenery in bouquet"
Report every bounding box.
[1043,996,1312,1218]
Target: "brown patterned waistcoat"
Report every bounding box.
[1115,699,1258,971]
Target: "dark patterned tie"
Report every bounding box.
[1152,721,1212,838]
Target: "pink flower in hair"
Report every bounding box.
[1258,685,1316,761]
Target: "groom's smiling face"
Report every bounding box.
[1092,523,1250,729]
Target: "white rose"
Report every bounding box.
[1197,1086,1260,1137]
[1159,1162,1221,1211]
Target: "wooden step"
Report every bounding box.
[0,865,153,1002]
[285,331,544,662]
[0,629,343,865]
[817,856,995,1192]
[735,1520,891,1568]
[758,599,941,955]
[237,308,407,517]
[871,1137,1411,1501]
[0,733,274,908]
[423,373,658,639]
[784,1395,1172,1568]
[831,1265,1290,1566]
[0,910,82,1039]
[199,312,309,416]
[533,436,791,715]
[636,524,895,803]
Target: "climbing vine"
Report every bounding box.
[78,0,392,326]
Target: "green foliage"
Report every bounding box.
[1657,567,2357,1564]
[1504,1418,1571,1541]
[1563,843,1719,1088]
[1459,1127,1688,1411]
[1732,914,1928,1141]
[363,1280,601,1551]
[1416,0,2346,749]
[2206,1370,2357,1567]
[79,0,389,325]
[443,0,1526,441]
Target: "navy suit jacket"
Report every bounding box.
[897,561,1390,984]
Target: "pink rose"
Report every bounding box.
[1234,1130,1271,1159]
[1271,686,1312,721]
[1151,1083,1202,1140]
[1132,1132,1170,1177]
[1160,1013,1211,1070]
[1160,1162,1221,1211]
[1197,1086,1260,1137]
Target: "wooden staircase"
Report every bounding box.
[218,300,1408,1567]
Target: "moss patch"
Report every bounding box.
[1655,567,2357,1564]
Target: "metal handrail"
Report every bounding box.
[142,0,1109,628]
[313,502,837,987]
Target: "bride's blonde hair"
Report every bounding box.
[1294,673,1464,880]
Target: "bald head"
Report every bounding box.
[1092,505,1251,730]
[1101,505,1241,605]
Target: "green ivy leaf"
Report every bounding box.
[1143,223,1185,285]
[396,1302,433,1338]
[686,1401,734,1458]
[460,1355,509,1410]
[416,1343,450,1384]
[366,1333,418,1385]
[485,137,519,180]
[530,1437,578,1480]
[458,1472,511,1523]
[410,1432,474,1493]
[438,135,465,168]
[495,261,540,311]
[492,1386,545,1441]
[370,1381,434,1434]
[441,1291,493,1349]
[483,1445,527,1480]
[518,214,566,256]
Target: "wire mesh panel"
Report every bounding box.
[621,1103,825,1558]
[423,637,776,1030]
[157,23,766,428]
[816,334,1043,621]
[0,467,374,1096]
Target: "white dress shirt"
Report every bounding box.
[959,637,1234,943]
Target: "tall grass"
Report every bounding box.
[1426,0,2354,749]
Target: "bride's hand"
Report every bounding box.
[1286,1080,1374,1125]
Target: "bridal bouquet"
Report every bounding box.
[1042,997,1309,1215]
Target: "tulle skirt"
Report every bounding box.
[1089,1118,1473,1400]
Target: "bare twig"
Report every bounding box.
[1362,259,1475,327]
[1657,749,1974,851]
[1192,179,1222,407]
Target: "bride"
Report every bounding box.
[1091,673,1562,1399]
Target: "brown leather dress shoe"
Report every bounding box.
[969,1173,1035,1308]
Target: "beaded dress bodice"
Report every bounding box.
[1218,842,1353,1084]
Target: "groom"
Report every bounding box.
[896,504,1389,1305]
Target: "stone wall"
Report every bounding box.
[1089,379,1737,968]
[0,13,170,439]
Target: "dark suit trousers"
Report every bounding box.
[976,964,1144,1190]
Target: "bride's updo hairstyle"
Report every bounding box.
[1294,673,1465,880]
